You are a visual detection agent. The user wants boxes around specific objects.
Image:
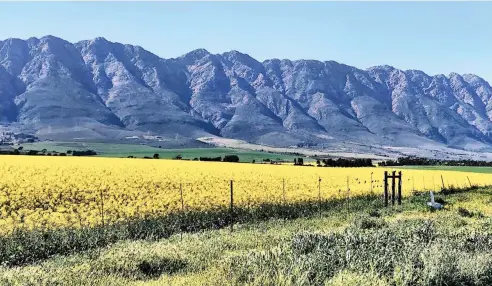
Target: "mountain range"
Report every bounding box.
[2,35,492,155]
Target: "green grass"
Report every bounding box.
[19,142,304,162]
[399,165,492,174]
[2,186,492,285]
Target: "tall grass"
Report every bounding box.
[0,194,382,266]
[219,215,492,285]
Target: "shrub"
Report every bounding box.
[458,207,473,218]
[92,242,187,280]
[199,157,221,162]
[353,215,386,230]
[223,155,240,162]
[72,150,97,156]
[27,150,39,155]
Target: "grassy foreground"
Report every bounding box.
[2,187,492,285]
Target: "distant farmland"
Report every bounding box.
[19,141,305,162]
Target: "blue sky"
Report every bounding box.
[1,2,491,81]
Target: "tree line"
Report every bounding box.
[316,158,374,167]
[0,148,97,157]
[379,156,492,167]
[172,154,241,163]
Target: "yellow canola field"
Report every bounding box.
[0,155,491,235]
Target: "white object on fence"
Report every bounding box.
[427,191,443,209]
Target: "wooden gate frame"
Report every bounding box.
[384,171,402,207]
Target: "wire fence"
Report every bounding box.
[1,170,490,237]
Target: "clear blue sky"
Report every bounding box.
[1,2,491,81]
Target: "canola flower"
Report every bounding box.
[0,155,491,235]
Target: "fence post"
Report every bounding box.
[441,175,445,190]
[412,176,415,192]
[384,171,388,207]
[230,180,234,233]
[283,178,286,204]
[398,171,402,205]
[370,172,373,194]
[99,188,105,250]
[100,188,105,228]
[391,170,396,206]
[346,176,350,213]
[180,183,184,241]
[467,176,472,188]
[318,177,321,217]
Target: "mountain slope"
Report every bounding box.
[1,35,492,153]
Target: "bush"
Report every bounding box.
[294,158,304,166]
[458,207,473,218]
[199,157,221,162]
[72,150,97,156]
[223,155,240,163]
[27,150,39,155]
[92,242,187,280]
[320,158,373,167]
[353,215,386,230]
[153,153,160,159]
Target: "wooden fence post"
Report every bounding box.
[180,183,184,240]
[346,176,350,213]
[467,176,472,188]
[283,178,286,203]
[412,176,415,192]
[391,171,396,206]
[99,188,105,249]
[230,180,234,233]
[398,171,402,205]
[370,172,373,194]
[318,177,322,217]
[441,175,445,190]
[100,188,105,228]
[384,171,388,207]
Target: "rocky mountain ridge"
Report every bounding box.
[1,35,492,153]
